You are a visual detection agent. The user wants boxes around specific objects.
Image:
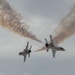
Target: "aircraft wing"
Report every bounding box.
[51,47,56,58]
[28,53,30,57]
[25,42,29,51]
[24,54,27,62]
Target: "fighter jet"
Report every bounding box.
[19,42,32,62]
[45,35,65,57]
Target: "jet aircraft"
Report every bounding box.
[19,42,32,62]
[45,35,65,57]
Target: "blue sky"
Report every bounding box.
[0,0,75,75]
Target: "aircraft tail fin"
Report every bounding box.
[45,38,49,47]
[50,35,53,44]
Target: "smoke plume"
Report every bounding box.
[35,5,75,52]
[0,0,42,43]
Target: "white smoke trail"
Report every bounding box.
[0,0,43,43]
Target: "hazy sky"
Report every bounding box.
[0,0,75,75]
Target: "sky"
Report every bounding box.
[0,0,75,75]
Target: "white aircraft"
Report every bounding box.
[19,42,32,62]
[45,35,65,57]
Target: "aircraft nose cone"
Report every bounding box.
[60,47,65,51]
